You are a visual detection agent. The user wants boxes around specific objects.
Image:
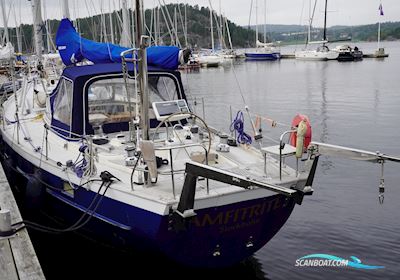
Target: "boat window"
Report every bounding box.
[148,76,178,102]
[53,78,73,125]
[87,75,179,126]
[88,78,137,125]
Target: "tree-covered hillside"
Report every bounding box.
[2,3,399,54]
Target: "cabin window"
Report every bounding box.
[148,76,178,102]
[88,78,137,125]
[53,78,73,125]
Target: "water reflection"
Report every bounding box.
[316,63,334,173]
[29,224,268,280]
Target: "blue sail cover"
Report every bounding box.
[56,18,180,70]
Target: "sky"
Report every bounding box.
[3,0,400,28]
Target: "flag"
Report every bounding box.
[379,3,384,16]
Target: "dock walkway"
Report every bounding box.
[0,165,45,280]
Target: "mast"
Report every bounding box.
[160,0,180,47]
[307,0,311,44]
[121,0,131,47]
[255,0,258,43]
[0,0,9,43]
[184,3,188,47]
[158,2,174,46]
[225,15,233,50]
[208,0,223,50]
[219,0,223,49]
[323,0,328,42]
[210,7,214,51]
[306,0,317,45]
[135,0,150,140]
[153,6,157,45]
[263,0,266,43]
[31,0,43,59]
[174,6,177,46]
[42,0,51,53]
[62,0,70,19]
[13,3,22,53]
[100,1,107,42]
[108,1,115,44]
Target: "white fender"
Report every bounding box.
[296,119,308,158]
[35,89,47,108]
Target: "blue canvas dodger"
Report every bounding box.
[56,18,180,70]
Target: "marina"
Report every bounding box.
[0,0,399,279]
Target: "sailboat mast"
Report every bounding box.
[323,0,328,41]
[210,7,214,51]
[219,0,223,49]
[264,0,267,43]
[225,15,233,50]
[0,0,9,43]
[121,0,131,47]
[184,3,188,47]
[174,6,178,46]
[307,0,311,44]
[255,0,258,43]
[42,0,51,53]
[31,0,43,59]
[135,0,150,140]
[108,1,115,44]
[13,3,22,53]
[62,0,70,18]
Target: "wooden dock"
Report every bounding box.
[363,53,389,58]
[0,165,45,280]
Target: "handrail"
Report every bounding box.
[154,142,209,198]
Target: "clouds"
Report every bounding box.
[5,0,400,27]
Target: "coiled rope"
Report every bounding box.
[230,111,252,145]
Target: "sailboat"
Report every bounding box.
[245,0,280,60]
[196,6,222,67]
[295,0,338,61]
[2,0,400,269]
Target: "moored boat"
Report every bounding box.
[333,45,363,61]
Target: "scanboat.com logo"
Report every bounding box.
[295,254,384,270]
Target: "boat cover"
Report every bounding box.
[56,18,180,70]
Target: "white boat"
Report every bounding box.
[296,43,339,60]
[295,0,338,61]
[196,53,222,67]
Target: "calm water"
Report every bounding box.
[27,41,400,279]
